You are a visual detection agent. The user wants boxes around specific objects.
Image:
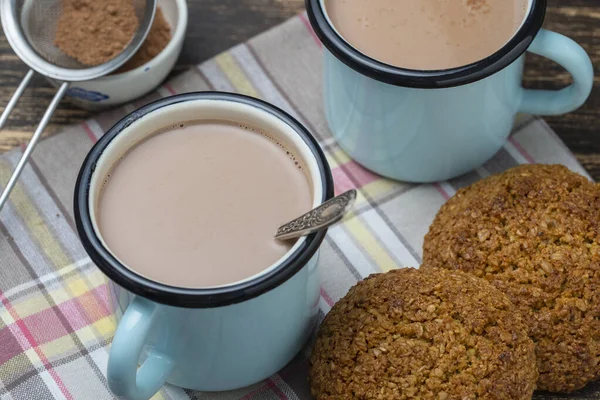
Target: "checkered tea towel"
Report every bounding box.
[0,12,596,400]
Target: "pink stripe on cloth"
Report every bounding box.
[332,167,356,195]
[508,137,536,164]
[78,288,112,325]
[0,291,74,400]
[267,378,289,400]
[82,121,98,144]
[0,326,23,365]
[433,183,451,200]
[240,378,288,400]
[21,308,68,345]
[320,287,334,307]
[344,160,380,188]
[239,382,268,400]
[163,83,177,95]
[91,285,111,315]
[299,13,322,48]
[57,285,112,332]
[57,297,89,332]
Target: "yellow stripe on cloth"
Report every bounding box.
[86,268,108,288]
[343,212,398,272]
[326,148,351,169]
[92,316,116,338]
[66,277,89,298]
[361,179,396,200]
[215,52,259,97]
[0,161,70,269]
[151,392,166,400]
[0,308,15,326]
[40,335,78,360]
[23,347,45,369]
[353,190,368,207]
[361,178,408,204]
[11,293,50,319]
[73,315,116,345]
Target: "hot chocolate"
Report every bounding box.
[325,0,529,70]
[97,121,312,288]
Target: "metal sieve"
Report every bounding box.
[0,0,157,212]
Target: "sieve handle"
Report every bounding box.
[0,79,69,212]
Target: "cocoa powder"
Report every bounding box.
[115,8,171,73]
[54,0,140,66]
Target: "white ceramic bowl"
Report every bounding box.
[48,0,188,111]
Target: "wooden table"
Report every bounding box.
[0,0,599,178]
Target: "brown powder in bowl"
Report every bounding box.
[54,0,140,66]
[114,7,171,73]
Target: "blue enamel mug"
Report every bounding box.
[74,93,333,399]
[306,0,594,183]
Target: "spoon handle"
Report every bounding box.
[275,189,357,240]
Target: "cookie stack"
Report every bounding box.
[310,165,600,398]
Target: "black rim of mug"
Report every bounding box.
[305,0,547,88]
[74,92,334,308]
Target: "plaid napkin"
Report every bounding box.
[0,12,596,400]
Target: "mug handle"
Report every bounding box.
[107,297,175,400]
[519,29,594,116]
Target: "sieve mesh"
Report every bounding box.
[1,0,155,81]
[18,0,150,70]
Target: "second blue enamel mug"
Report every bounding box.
[306,0,594,182]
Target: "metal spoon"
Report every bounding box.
[275,189,357,240]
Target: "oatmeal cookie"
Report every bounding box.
[310,268,537,399]
[423,164,600,392]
